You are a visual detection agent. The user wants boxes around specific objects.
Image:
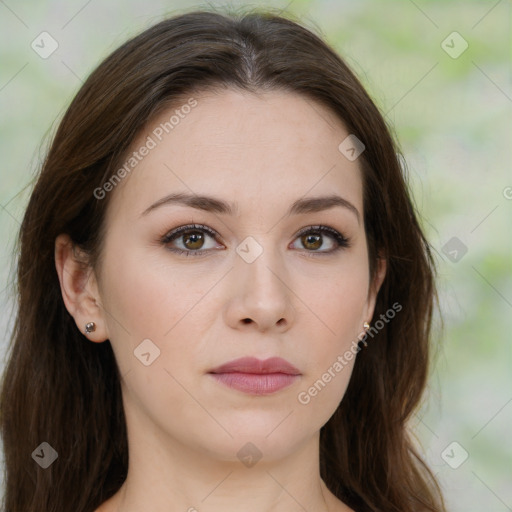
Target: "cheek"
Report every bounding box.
[100,243,226,378]
[295,323,358,432]
[99,249,218,441]
[101,245,202,331]
[289,258,369,422]
[296,258,369,344]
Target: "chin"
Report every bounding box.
[191,421,312,463]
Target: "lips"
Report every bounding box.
[208,356,301,375]
[208,356,301,395]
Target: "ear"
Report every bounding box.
[54,233,108,343]
[364,254,387,322]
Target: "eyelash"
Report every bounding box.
[160,223,351,257]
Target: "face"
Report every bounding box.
[91,88,383,463]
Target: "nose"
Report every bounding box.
[223,244,296,333]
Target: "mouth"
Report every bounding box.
[208,356,301,395]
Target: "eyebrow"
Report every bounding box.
[140,192,360,223]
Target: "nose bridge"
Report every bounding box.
[228,234,294,330]
[236,235,287,297]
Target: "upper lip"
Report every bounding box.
[209,357,301,375]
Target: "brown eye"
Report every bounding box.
[161,224,223,256]
[301,233,322,250]
[290,225,350,254]
[182,231,205,250]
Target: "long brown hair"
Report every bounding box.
[0,7,444,512]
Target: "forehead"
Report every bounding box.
[105,88,363,221]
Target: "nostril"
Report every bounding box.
[242,318,252,324]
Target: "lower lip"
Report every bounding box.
[209,372,299,395]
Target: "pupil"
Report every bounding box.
[303,233,321,250]
[184,232,204,249]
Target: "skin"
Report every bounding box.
[55,88,386,512]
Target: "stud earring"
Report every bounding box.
[85,322,96,334]
[363,321,370,331]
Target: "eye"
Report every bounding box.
[160,223,350,257]
[161,224,223,256]
[290,225,350,254]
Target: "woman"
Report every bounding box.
[0,8,445,512]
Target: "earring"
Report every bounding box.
[85,322,96,334]
[363,321,370,331]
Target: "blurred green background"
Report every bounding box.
[0,0,511,510]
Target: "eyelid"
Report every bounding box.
[160,223,220,244]
[293,224,350,247]
[294,224,348,243]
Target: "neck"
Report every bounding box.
[109,423,335,511]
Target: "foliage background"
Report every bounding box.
[0,0,510,510]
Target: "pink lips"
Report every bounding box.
[208,356,301,395]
